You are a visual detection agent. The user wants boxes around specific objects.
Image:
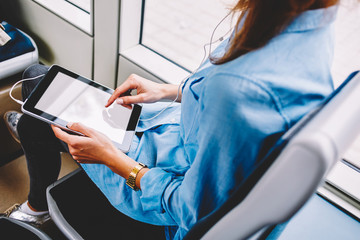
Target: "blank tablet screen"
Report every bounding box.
[34,72,132,145]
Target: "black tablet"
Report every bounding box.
[22,65,142,152]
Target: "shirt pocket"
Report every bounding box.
[188,77,204,100]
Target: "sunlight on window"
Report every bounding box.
[142,0,235,71]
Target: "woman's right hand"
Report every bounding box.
[105,74,180,107]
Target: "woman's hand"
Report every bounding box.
[105,74,181,107]
[51,123,136,178]
[51,123,119,165]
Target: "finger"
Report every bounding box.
[71,154,101,164]
[115,98,133,109]
[71,154,92,161]
[116,94,147,105]
[106,80,136,107]
[67,122,95,137]
[51,125,78,144]
[68,145,93,160]
[72,155,84,163]
[74,159,95,165]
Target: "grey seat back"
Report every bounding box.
[185,71,360,240]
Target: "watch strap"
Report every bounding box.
[126,162,147,191]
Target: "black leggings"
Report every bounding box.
[17,64,167,239]
[18,64,67,211]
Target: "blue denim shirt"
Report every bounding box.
[81,6,338,239]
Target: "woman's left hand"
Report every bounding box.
[51,122,122,166]
[52,122,148,188]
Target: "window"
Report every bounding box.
[331,2,360,87]
[118,0,235,84]
[141,0,235,71]
[32,0,92,34]
[317,3,360,219]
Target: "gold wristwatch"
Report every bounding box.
[126,163,147,191]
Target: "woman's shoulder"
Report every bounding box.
[202,71,281,112]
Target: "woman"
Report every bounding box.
[5,0,339,239]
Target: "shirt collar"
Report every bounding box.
[285,5,339,33]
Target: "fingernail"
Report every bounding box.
[67,122,73,128]
[116,98,124,104]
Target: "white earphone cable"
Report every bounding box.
[9,74,45,105]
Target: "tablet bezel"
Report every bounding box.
[22,65,142,152]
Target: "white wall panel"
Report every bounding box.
[4,0,93,78]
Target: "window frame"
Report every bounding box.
[118,0,190,85]
[32,0,93,35]
[318,156,360,220]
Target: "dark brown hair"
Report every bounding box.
[212,0,339,64]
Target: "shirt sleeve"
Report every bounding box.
[139,72,289,236]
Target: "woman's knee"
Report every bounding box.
[22,64,49,79]
[22,64,49,100]
[17,114,53,145]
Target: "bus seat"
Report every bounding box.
[0,21,39,80]
[0,216,51,240]
[0,21,39,165]
[46,168,165,240]
[184,71,360,239]
[46,71,360,240]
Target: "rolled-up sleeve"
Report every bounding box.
[140,168,176,213]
